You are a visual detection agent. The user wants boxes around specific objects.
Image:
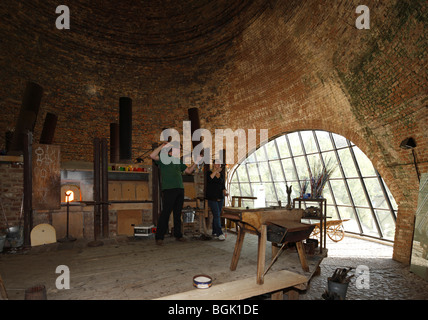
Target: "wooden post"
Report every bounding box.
[271,290,283,300]
[230,223,246,271]
[296,241,309,272]
[257,224,267,284]
[0,273,8,300]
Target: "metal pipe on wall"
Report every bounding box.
[92,137,102,244]
[23,131,33,247]
[9,81,43,155]
[110,123,120,163]
[39,112,58,145]
[119,97,132,162]
[101,138,109,238]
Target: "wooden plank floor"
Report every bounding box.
[0,233,325,300]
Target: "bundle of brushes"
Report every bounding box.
[308,157,337,198]
[300,179,309,197]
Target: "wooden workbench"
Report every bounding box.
[222,207,315,285]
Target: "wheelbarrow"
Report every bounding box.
[310,219,349,242]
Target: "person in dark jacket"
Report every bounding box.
[206,160,228,240]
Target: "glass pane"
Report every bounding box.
[364,178,389,209]
[353,146,376,176]
[230,170,239,183]
[316,131,334,151]
[330,180,351,205]
[246,163,260,182]
[294,156,309,180]
[321,151,341,178]
[307,153,321,175]
[300,131,317,154]
[254,147,267,162]
[337,206,361,233]
[246,153,256,163]
[321,183,334,204]
[356,208,379,237]
[332,133,348,148]
[257,162,271,182]
[288,132,303,156]
[326,205,339,220]
[276,135,290,158]
[274,182,287,202]
[347,179,369,207]
[236,165,248,182]
[376,209,396,240]
[337,148,359,178]
[281,159,298,181]
[270,160,284,182]
[238,183,252,197]
[265,140,279,160]
[229,183,241,197]
[263,183,277,203]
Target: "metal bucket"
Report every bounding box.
[6,226,24,248]
[327,280,349,300]
[182,207,195,223]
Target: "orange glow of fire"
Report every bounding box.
[65,191,74,202]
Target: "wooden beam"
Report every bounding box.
[256,224,267,284]
[155,269,307,300]
[296,241,309,272]
[0,273,8,300]
[230,223,245,271]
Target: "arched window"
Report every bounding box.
[227,130,397,241]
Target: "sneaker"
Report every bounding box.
[218,234,226,241]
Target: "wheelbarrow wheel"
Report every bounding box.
[327,224,345,242]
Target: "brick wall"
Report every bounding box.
[0,0,426,263]
[0,163,24,228]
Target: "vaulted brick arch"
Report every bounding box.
[0,0,425,263]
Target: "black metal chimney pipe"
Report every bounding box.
[119,97,132,162]
[9,81,43,155]
[110,123,120,163]
[39,112,58,144]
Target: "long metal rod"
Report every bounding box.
[93,138,101,240]
[23,131,32,247]
[101,138,109,238]
[263,230,289,277]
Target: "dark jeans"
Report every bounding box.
[156,188,184,240]
[208,199,224,236]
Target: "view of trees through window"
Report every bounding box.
[227,130,397,241]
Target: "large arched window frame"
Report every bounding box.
[227,130,397,241]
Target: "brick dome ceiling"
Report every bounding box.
[35,0,270,62]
